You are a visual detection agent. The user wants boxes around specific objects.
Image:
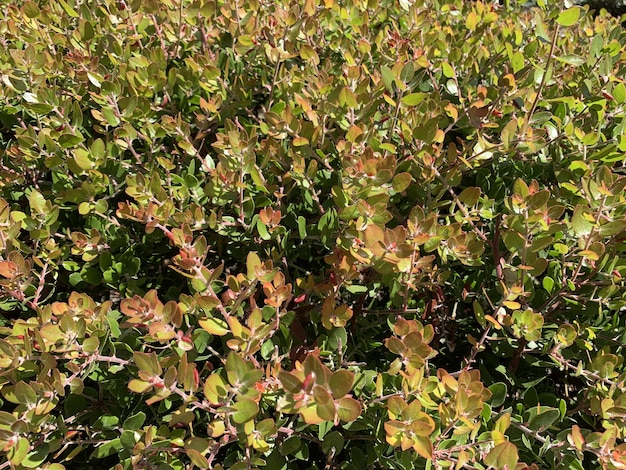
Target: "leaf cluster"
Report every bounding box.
[1,0,626,469]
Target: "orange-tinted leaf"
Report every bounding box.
[484,441,519,470]
[412,435,433,459]
[0,261,18,279]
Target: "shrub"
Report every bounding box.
[1,0,626,469]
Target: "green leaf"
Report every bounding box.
[94,414,120,430]
[82,337,100,353]
[7,437,29,465]
[300,45,320,65]
[527,406,560,431]
[442,62,454,78]
[226,352,249,386]
[22,1,40,18]
[90,438,122,459]
[57,0,79,17]
[246,252,262,279]
[204,374,228,405]
[599,220,626,237]
[613,82,626,104]
[381,66,395,91]
[542,276,555,294]
[458,187,481,206]
[15,381,37,405]
[120,430,136,450]
[328,370,354,398]
[186,449,210,468]
[280,436,301,456]
[91,138,105,159]
[571,206,594,236]
[337,397,361,422]
[511,51,525,74]
[59,131,84,148]
[555,54,585,66]
[232,398,259,423]
[401,93,427,106]
[21,443,49,468]
[321,430,345,455]
[392,172,412,193]
[28,190,46,214]
[122,411,146,430]
[279,371,303,393]
[297,215,307,239]
[556,6,580,27]
[513,178,529,199]
[488,383,507,408]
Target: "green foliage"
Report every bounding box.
[0,0,626,469]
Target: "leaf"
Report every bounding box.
[511,51,525,74]
[279,371,303,393]
[503,301,520,310]
[122,411,146,430]
[246,251,262,279]
[0,261,18,279]
[527,406,560,431]
[22,1,40,18]
[571,206,594,236]
[57,0,79,17]
[28,189,46,214]
[186,449,210,468]
[133,352,159,374]
[484,441,518,470]
[555,54,585,66]
[392,172,412,192]
[513,178,529,199]
[542,276,555,294]
[337,397,361,422]
[488,383,507,408]
[90,439,122,459]
[297,216,307,239]
[8,437,29,465]
[280,436,301,456]
[204,374,228,405]
[328,370,354,398]
[401,93,427,106]
[199,317,229,336]
[225,352,249,386]
[15,381,37,405]
[21,442,49,468]
[381,66,395,91]
[128,379,151,393]
[556,6,580,27]
[412,435,433,459]
[313,385,333,406]
[320,430,345,455]
[527,190,550,210]
[458,187,481,206]
[599,220,626,237]
[300,45,320,65]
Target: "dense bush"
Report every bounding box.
[1,0,626,468]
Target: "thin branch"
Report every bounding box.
[521,23,559,136]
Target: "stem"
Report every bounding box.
[521,23,559,136]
